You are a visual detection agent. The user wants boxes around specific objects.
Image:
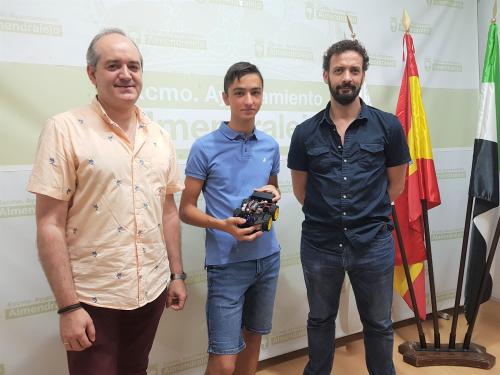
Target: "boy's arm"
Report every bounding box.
[179,176,262,241]
[255,175,281,202]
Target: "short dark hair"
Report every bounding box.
[322,39,369,72]
[86,28,143,71]
[223,62,263,93]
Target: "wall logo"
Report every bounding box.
[157,353,209,374]
[255,40,314,61]
[0,199,35,218]
[280,254,300,267]
[390,17,432,35]
[304,2,357,23]
[426,0,464,9]
[424,58,463,73]
[430,229,463,241]
[129,30,207,50]
[5,297,57,320]
[370,54,397,68]
[0,16,62,36]
[437,290,458,303]
[270,326,307,345]
[261,336,270,350]
[194,0,263,10]
[436,168,466,179]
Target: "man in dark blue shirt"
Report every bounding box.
[287,39,410,375]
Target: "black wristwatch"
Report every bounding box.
[170,272,187,281]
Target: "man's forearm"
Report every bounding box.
[37,224,79,308]
[163,208,183,274]
[387,184,404,203]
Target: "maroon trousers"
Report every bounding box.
[67,288,168,375]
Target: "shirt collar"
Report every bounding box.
[91,96,152,129]
[218,121,258,140]
[320,98,369,127]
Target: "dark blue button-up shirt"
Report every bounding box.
[287,100,410,250]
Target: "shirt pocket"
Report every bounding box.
[307,146,336,174]
[359,142,385,170]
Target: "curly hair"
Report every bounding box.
[322,39,369,72]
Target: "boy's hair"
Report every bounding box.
[322,39,369,72]
[223,62,264,93]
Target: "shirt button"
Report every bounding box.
[338,145,342,149]
[343,177,347,181]
[344,227,348,231]
[339,243,343,247]
[343,159,347,163]
[342,194,347,199]
[342,212,347,215]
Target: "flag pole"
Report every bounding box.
[463,214,500,348]
[392,205,427,348]
[421,200,440,348]
[448,195,474,348]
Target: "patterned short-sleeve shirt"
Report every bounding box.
[28,98,184,310]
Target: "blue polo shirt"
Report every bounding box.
[185,121,281,265]
[287,100,410,250]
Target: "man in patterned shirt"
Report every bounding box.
[28,28,186,374]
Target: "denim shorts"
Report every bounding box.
[205,251,280,355]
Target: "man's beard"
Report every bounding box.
[328,79,362,105]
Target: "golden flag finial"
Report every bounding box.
[493,0,497,23]
[402,9,411,33]
[346,15,356,40]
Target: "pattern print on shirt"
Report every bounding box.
[28,100,184,309]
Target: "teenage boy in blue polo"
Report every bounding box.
[179,62,281,375]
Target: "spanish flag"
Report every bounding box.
[393,32,441,320]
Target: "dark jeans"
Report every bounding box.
[67,288,168,375]
[301,230,396,375]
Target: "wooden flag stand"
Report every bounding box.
[395,197,496,369]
